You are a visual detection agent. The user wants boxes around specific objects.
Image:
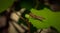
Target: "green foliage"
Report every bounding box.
[20,0,35,10]
[0,0,14,13]
[0,0,60,32]
[20,0,60,32]
[30,8,60,32]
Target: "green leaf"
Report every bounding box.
[0,0,14,13]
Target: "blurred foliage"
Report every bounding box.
[20,0,35,10]
[0,0,14,13]
[20,0,60,32]
[0,0,60,33]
